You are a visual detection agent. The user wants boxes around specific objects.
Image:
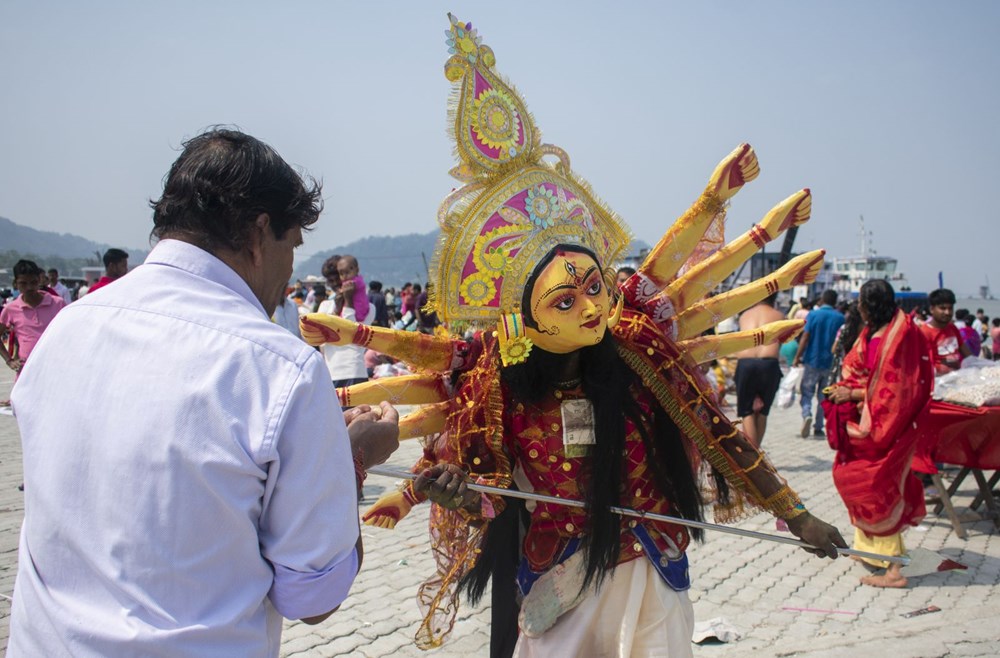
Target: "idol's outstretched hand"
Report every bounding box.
[786,512,848,559]
[300,313,358,347]
[708,142,760,200]
[362,490,414,529]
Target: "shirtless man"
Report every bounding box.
[733,294,785,447]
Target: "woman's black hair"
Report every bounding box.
[859,279,896,333]
[495,244,704,592]
[838,302,864,355]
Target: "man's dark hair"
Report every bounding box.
[412,284,422,294]
[321,255,341,280]
[928,288,956,306]
[47,268,59,276]
[821,289,838,306]
[103,248,129,268]
[955,308,970,322]
[616,266,636,277]
[369,280,383,292]
[13,259,43,278]
[763,292,778,306]
[151,128,322,252]
[976,308,984,315]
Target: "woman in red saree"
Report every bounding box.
[824,279,932,587]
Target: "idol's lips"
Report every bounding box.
[582,317,601,329]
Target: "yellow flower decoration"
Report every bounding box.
[472,227,519,275]
[499,335,533,367]
[471,88,521,155]
[459,272,497,306]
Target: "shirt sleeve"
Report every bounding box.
[259,350,360,620]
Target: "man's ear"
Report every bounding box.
[247,213,271,265]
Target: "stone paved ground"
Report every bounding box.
[1,368,998,656]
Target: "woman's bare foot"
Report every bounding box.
[861,563,907,588]
[861,573,908,588]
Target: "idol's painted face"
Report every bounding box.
[524,251,609,353]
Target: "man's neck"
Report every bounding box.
[20,292,44,307]
[929,319,950,330]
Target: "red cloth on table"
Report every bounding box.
[826,310,933,537]
[911,401,1000,473]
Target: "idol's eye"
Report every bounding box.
[554,295,575,311]
[586,279,602,295]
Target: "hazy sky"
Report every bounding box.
[2,1,998,295]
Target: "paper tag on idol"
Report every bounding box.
[561,399,595,458]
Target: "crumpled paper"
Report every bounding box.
[692,617,743,644]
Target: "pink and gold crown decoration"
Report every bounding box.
[429,13,632,326]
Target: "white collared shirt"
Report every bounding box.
[9,239,359,657]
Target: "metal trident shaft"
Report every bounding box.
[366,464,909,566]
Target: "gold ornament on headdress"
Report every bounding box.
[429,13,631,330]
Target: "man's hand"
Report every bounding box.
[5,358,22,373]
[345,402,400,469]
[414,464,478,511]
[785,511,847,559]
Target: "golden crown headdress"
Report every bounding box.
[429,13,631,334]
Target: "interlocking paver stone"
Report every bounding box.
[1,368,998,656]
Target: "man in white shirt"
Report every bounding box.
[318,255,373,388]
[47,268,73,304]
[9,128,399,657]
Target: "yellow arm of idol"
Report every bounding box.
[398,401,451,440]
[361,402,452,530]
[663,189,811,311]
[674,250,825,340]
[637,144,760,288]
[678,320,804,364]
[336,374,450,408]
[300,313,456,372]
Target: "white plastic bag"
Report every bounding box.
[775,366,804,409]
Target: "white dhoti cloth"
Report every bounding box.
[514,558,694,658]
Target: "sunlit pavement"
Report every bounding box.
[1,370,997,657]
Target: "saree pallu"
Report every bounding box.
[829,310,933,537]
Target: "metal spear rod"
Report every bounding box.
[366,464,909,566]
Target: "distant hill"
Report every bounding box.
[295,231,650,288]
[0,215,125,260]
[0,215,649,288]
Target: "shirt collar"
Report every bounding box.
[144,239,266,315]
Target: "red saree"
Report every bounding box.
[827,309,933,536]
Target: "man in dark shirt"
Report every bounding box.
[367,280,389,328]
